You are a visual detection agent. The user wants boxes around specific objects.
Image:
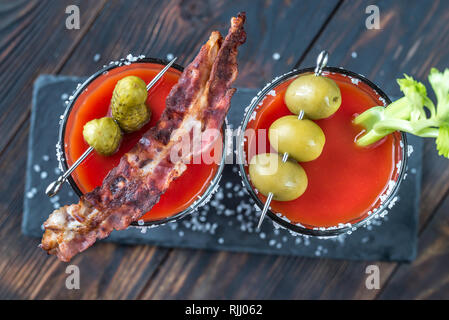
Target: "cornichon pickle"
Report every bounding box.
[111,75,150,132]
[269,116,325,162]
[83,117,122,156]
[249,153,308,201]
[284,74,341,120]
[111,76,147,107]
[112,102,151,133]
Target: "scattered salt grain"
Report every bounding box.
[351,51,358,58]
[50,196,60,204]
[93,53,101,62]
[407,145,414,157]
[303,237,310,246]
[216,190,224,200]
[272,52,280,60]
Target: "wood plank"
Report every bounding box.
[30,0,340,299]
[60,0,340,88]
[138,0,449,299]
[378,193,449,299]
[4,0,448,300]
[298,0,449,227]
[0,0,339,299]
[0,0,106,155]
[0,126,170,299]
[0,0,171,300]
[138,249,395,299]
[419,140,449,228]
[288,0,449,298]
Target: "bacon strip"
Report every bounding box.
[41,13,246,262]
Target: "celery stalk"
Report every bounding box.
[354,68,449,158]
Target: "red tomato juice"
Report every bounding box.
[64,63,220,222]
[245,72,403,228]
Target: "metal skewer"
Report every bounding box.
[256,111,304,230]
[46,56,178,197]
[256,50,328,229]
[145,56,177,91]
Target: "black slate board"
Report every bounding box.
[22,75,422,261]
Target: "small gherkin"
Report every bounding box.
[83,117,122,156]
[112,76,147,107]
[112,103,151,133]
[111,76,151,132]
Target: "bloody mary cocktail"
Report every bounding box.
[239,67,406,236]
[59,58,224,225]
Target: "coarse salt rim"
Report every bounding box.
[263,180,401,238]
[238,68,404,237]
[57,54,228,231]
[350,77,360,85]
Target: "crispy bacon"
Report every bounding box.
[41,13,246,262]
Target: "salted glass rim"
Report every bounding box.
[237,66,408,237]
[57,57,228,228]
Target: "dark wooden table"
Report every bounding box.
[1,0,448,299]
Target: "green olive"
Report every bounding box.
[284,74,341,120]
[249,153,308,201]
[112,102,151,133]
[111,76,147,107]
[269,116,325,162]
[83,117,122,156]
